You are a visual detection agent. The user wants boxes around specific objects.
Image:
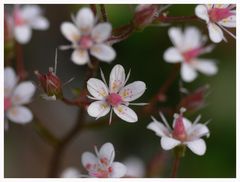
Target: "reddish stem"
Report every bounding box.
[90,4,97,16]
[100,4,108,22]
[171,156,180,178]
[157,15,199,23]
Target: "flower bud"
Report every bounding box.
[133,4,159,28]
[35,67,63,99]
[172,108,187,141]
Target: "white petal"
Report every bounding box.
[113,105,138,123]
[213,4,229,9]
[30,16,49,30]
[163,47,183,63]
[181,63,198,82]
[123,157,145,177]
[195,5,209,23]
[119,81,146,102]
[161,137,181,150]
[87,101,110,118]
[14,25,32,44]
[218,15,236,28]
[90,44,116,62]
[92,23,112,43]
[147,120,170,137]
[172,117,192,131]
[81,152,98,169]
[189,124,210,139]
[7,106,33,124]
[109,64,126,93]
[71,49,89,65]
[194,59,218,75]
[12,82,36,105]
[87,78,109,100]
[186,139,206,156]
[61,168,81,178]
[208,23,224,43]
[110,162,127,178]
[184,27,202,50]
[99,142,115,163]
[4,67,17,97]
[168,27,183,49]
[76,7,94,34]
[21,5,42,19]
[61,22,81,43]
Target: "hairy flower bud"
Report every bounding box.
[172,108,187,141]
[35,67,63,99]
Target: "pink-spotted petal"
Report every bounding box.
[161,137,181,150]
[92,23,112,43]
[76,7,94,34]
[186,139,206,156]
[218,14,236,28]
[110,162,127,178]
[163,47,183,63]
[7,106,33,124]
[181,63,198,82]
[4,67,17,97]
[81,152,98,170]
[87,101,110,118]
[113,105,138,123]
[208,23,224,43]
[99,142,115,164]
[195,5,210,23]
[109,64,126,93]
[87,78,109,100]
[119,81,146,102]
[61,22,81,43]
[147,120,170,137]
[90,44,116,62]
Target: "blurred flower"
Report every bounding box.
[87,64,146,123]
[147,108,210,156]
[61,167,81,178]
[81,142,127,178]
[4,67,36,124]
[60,7,116,65]
[11,5,49,44]
[35,67,63,100]
[195,4,236,43]
[123,156,145,177]
[163,27,218,82]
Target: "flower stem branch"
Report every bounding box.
[90,4,97,16]
[171,155,180,178]
[100,4,108,22]
[156,15,199,23]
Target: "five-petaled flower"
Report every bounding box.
[11,5,49,44]
[163,26,218,82]
[87,64,146,123]
[4,67,36,124]
[147,108,210,156]
[195,4,236,43]
[60,7,116,65]
[81,142,127,178]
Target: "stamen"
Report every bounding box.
[159,112,171,131]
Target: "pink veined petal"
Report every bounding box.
[147,120,170,137]
[76,7,95,34]
[4,67,17,97]
[61,22,81,43]
[218,14,236,28]
[168,27,184,49]
[30,16,49,30]
[14,25,32,44]
[160,137,181,150]
[71,49,89,65]
[90,44,116,62]
[207,23,224,43]
[91,23,112,43]
[81,152,98,170]
[109,64,126,93]
[172,117,192,131]
[110,162,127,178]
[119,81,146,102]
[188,124,210,139]
[186,139,206,156]
[163,47,183,63]
[195,5,210,23]
[113,105,138,123]
[87,101,110,118]
[99,142,115,164]
[6,106,33,124]
[12,82,36,105]
[193,59,218,75]
[87,78,109,100]
[181,63,198,82]
[21,5,42,20]
[184,26,202,50]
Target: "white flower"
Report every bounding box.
[87,64,146,123]
[4,67,36,124]
[61,167,81,178]
[163,27,218,82]
[81,142,127,178]
[123,157,145,177]
[195,4,236,43]
[147,108,210,156]
[12,5,49,44]
[60,7,116,65]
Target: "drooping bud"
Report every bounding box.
[133,4,159,29]
[35,67,63,99]
[172,108,187,141]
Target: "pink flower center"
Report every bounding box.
[106,93,123,107]
[182,47,202,63]
[13,8,25,26]
[78,35,93,49]
[208,7,233,22]
[172,115,187,141]
[4,97,12,111]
